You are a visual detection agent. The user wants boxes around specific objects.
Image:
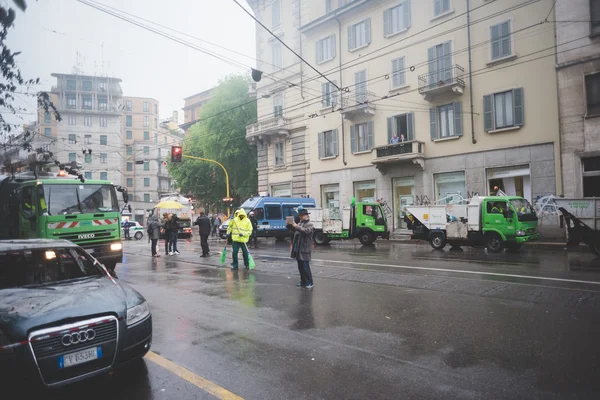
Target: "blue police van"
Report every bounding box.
[240,195,316,239]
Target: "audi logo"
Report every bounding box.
[61,329,96,346]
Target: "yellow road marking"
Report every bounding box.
[145,351,244,400]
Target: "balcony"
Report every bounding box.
[157,171,171,179]
[246,116,292,142]
[418,65,465,101]
[371,140,425,172]
[341,94,376,120]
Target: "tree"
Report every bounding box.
[169,75,257,210]
[1,0,61,165]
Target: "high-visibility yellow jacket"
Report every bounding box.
[227,209,253,243]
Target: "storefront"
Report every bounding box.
[392,177,415,230]
[434,171,466,204]
[271,183,292,197]
[354,180,376,203]
[486,165,531,201]
[321,184,340,219]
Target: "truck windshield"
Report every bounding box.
[43,184,119,215]
[510,199,537,221]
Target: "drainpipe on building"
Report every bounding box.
[466,0,476,144]
[298,0,305,100]
[336,17,347,166]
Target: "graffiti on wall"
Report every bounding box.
[376,198,393,220]
[413,195,431,206]
[467,191,480,198]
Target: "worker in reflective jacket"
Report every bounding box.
[227,209,253,270]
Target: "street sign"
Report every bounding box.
[135,160,144,165]
[163,161,167,167]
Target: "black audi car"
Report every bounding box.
[0,239,152,388]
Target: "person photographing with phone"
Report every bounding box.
[287,207,315,289]
[226,209,253,270]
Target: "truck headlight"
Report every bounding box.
[110,243,123,251]
[516,230,526,237]
[127,301,150,326]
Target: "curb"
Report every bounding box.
[387,238,592,253]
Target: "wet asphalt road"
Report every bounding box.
[39,236,600,399]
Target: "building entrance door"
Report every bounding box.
[393,177,415,230]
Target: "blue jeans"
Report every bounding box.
[297,260,313,286]
[231,241,249,268]
[168,232,178,253]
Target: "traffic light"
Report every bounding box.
[171,146,182,162]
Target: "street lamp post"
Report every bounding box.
[181,154,232,216]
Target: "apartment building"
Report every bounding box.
[555,0,600,197]
[246,0,562,232]
[181,88,214,134]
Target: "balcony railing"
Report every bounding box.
[372,140,425,171]
[340,93,376,119]
[418,65,465,100]
[246,116,292,140]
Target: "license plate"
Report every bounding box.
[58,346,102,369]
[85,248,95,254]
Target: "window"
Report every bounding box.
[100,153,107,164]
[387,112,415,143]
[265,205,283,219]
[84,172,92,179]
[490,21,511,60]
[427,41,452,86]
[154,104,158,114]
[585,73,600,116]
[126,101,132,111]
[354,181,376,202]
[84,116,92,126]
[272,0,281,27]
[144,161,149,171]
[84,135,91,145]
[99,117,107,127]
[100,172,107,181]
[69,153,76,162]
[384,1,411,37]
[321,82,338,107]
[326,0,333,12]
[274,141,285,166]
[144,178,150,187]
[144,116,150,127]
[354,70,367,103]
[68,115,76,125]
[144,131,150,141]
[583,156,600,196]
[143,102,149,112]
[44,112,51,123]
[591,0,600,36]
[434,0,450,16]
[348,19,371,51]
[126,115,132,127]
[322,184,340,217]
[273,93,283,117]
[391,57,406,89]
[154,118,158,128]
[316,35,336,64]
[82,80,92,91]
[127,146,132,156]
[143,146,150,155]
[44,128,51,137]
[127,162,133,171]
[66,79,76,90]
[68,134,76,144]
[154,133,158,144]
[82,97,92,110]
[350,121,374,153]
[100,135,107,145]
[98,81,106,91]
[127,178,133,187]
[272,43,283,71]
[483,88,524,131]
[67,96,76,109]
[318,129,339,159]
[85,154,92,163]
[98,97,108,111]
[434,171,466,204]
[430,102,462,139]
[126,130,132,140]
[144,194,150,202]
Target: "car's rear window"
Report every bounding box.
[0,248,104,289]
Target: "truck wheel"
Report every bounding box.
[135,232,143,240]
[313,231,329,245]
[359,231,375,245]
[486,233,504,252]
[430,233,446,250]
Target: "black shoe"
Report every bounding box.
[200,254,207,257]
[296,282,304,287]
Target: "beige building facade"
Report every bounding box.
[555,0,600,197]
[181,88,214,134]
[247,0,562,231]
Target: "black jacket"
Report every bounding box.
[166,216,180,232]
[195,215,212,236]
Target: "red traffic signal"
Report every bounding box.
[171,146,182,162]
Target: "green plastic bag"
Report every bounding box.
[220,246,227,265]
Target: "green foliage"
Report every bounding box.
[168,75,257,209]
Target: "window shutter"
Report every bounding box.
[403,1,411,29]
[453,102,463,136]
[350,125,357,153]
[407,112,414,140]
[318,132,323,159]
[332,81,338,106]
[365,18,372,45]
[331,35,336,59]
[434,0,441,16]
[348,25,355,50]
[321,83,328,107]
[442,41,452,81]
[387,117,394,143]
[442,0,450,12]
[384,9,391,37]
[367,120,374,149]
[483,94,494,131]
[333,129,339,156]
[316,40,322,63]
[427,46,435,83]
[513,88,524,126]
[490,25,500,59]
[430,108,438,140]
[501,21,511,57]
